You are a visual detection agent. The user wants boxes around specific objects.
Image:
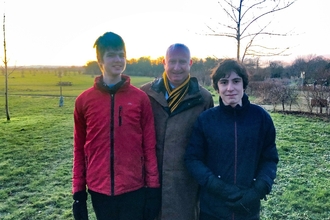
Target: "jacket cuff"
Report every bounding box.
[73,190,87,201]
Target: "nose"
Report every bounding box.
[173,62,181,70]
[227,81,234,91]
[114,55,122,61]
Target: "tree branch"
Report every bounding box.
[241,0,297,36]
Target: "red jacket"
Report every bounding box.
[72,75,159,196]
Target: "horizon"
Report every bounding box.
[4,53,330,68]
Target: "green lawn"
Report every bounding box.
[0,71,154,96]
[0,73,329,219]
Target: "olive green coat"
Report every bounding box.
[141,77,214,220]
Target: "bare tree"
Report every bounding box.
[286,83,299,111]
[2,13,10,121]
[301,84,330,114]
[204,0,296,61]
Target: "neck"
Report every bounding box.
[103,74,121,85]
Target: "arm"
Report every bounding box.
[141,94,161,220]
[72,98,89,220]
[141,95,160,188]
[255,113,279,194]
[72,98,87,194]
[184,116,214,186]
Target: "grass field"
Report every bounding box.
[0,72,329,219]
[0,70,155,96]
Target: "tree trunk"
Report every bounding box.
[236,0,243,61]
[3,14,10,120]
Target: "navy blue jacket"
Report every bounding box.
[184,94,279,219]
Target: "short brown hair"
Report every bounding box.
[93,32,126,62]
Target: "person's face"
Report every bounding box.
[163,48,192,87]
[217,71,244,108]
[99,49,126,78]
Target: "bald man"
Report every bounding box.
[141,43,214,220]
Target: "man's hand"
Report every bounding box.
[206,175,242,202]
[225,179,269,214]
[143,188,161,220]
[72,191,88,220]
[225,188,260,214]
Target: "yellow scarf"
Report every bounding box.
[162,71,190,113]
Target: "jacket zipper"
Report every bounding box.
[233,110,238,220]
[234,110,238,184]
[110,94,115,195]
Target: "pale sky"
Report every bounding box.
[0,0,329,66]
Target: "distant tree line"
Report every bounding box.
[5,55,329,88]
[83,55,330,86]
[83,57,219,86]
[83,55,330,114]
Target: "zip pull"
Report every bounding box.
[119,106,122,126]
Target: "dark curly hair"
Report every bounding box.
[211,59,249,91]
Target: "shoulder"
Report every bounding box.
[199,105,219,118]
[199,85,212,97]
[190,77,213,97]
[141,77,163,94]
[249,103,274,124]
[74,87,98,109]
[140,81,153,92]
[199,86,214,108]
[250,103,270,115]
[128,84,149,99]
[76,87,95,99]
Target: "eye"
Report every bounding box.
[107,53,116,58]
[106,52,125,58]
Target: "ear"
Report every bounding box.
[189,59,193,66]
[162,59,166,65]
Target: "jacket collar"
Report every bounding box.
[151,77,200,95]
[219,93,250,113]
[94,74,130,94]
[148,76,205,116]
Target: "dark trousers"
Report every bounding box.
[89,188,145,220]
[200,211,260,220]
[200,212,222,220]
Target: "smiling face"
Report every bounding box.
[163,44,192,87]
[99,49,126,80]
[217,71,244,108]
